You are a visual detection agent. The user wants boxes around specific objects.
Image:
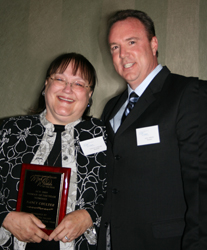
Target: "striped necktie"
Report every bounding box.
[121,92,139,123]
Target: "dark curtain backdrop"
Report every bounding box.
[0,0,206,120]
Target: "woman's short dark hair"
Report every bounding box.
[31,53,97,119]
[108,9,158,57]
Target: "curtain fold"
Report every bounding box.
[0,0,206,119]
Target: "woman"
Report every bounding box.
[0,53,107,250]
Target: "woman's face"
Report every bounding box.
[45,63,93,125]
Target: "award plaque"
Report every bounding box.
[16,163,71,235]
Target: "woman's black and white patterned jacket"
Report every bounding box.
[0,111,107,250]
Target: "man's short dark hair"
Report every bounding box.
[108,9,158,56]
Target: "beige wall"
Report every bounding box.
[0,0,206,120]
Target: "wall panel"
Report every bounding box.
[0,0,206,120]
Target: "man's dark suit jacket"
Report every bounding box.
[97,66,207,250]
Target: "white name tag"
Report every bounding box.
[136,125,160,146]
[80,136,107,156]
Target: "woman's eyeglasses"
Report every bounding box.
[49,75,90,91]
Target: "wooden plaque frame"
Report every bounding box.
[16,163,71,235]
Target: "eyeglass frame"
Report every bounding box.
[48,75,91,91]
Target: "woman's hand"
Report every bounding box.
[48,209,93,242]
[2,211,49,243]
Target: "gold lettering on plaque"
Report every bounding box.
[30,175,57,188]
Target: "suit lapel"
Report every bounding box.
[116,87,155,136]
[108,90,128,120]
[116,66,171,136]
[105,90,128,142]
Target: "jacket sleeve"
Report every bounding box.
[176,78,206,250]
[0,119,15,226]
[0,119,15,247]
[74,118,107,243]
[198,80,207,249]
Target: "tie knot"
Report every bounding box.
[129,92,139,104]
[54,124,65,133]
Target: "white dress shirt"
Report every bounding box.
[110,64,163,132]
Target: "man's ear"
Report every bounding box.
[151,36,158,56]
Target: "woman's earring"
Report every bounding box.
[87,97,92,108]
[42,90,45,96]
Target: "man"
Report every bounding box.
[97,9,207,250]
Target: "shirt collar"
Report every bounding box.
[40,110,81,132]
[127,64,163,98]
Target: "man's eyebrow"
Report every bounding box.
[109,37,138,45]
[109,42,118,45]
[125,37,138,41]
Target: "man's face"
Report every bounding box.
[108,17,158,89]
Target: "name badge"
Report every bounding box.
[136,125,160,146]
[80,136,107,156]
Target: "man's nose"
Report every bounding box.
[119,46,128,58]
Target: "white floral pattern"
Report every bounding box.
[0,112,107,250]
